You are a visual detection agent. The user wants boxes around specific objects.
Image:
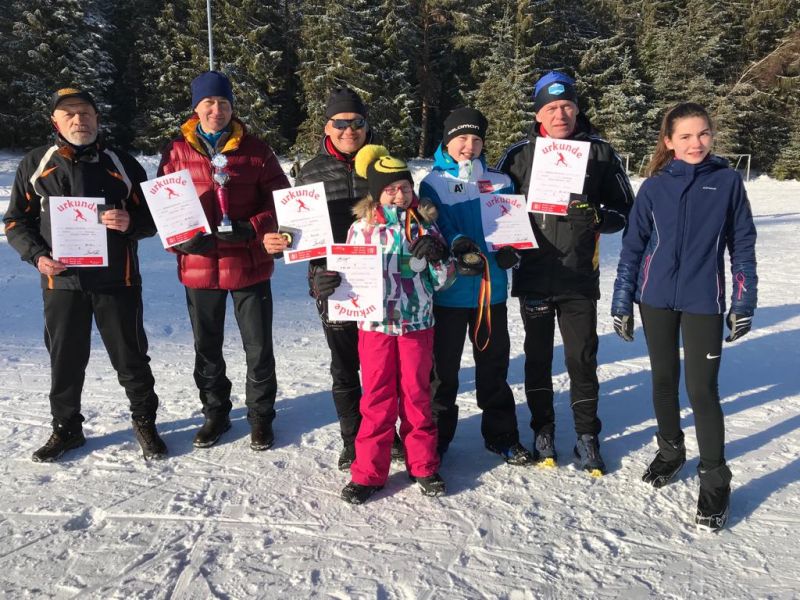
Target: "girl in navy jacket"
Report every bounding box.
[611,102,757,531]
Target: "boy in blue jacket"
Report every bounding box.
[420,108,533,465]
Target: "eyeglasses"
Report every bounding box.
[383,183,413,195]
[329,118,367,131]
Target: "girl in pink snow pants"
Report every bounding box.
[337,145,454,504]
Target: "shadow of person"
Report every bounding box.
[729,455,800,526]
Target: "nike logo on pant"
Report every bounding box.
[706,353,720,359]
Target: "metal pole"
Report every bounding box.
[206,0,215,71]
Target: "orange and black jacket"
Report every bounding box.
[3,135,156,290]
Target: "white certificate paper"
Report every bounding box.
[327,244,384,322]
[49,196,108,267]
[480,193,538,251]
[527,138,591,215]
[142,170,211,248]
[273,183,334,264]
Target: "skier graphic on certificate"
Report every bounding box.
[527,137,591,215]
[480,193,538,251]
[272,182,334,264]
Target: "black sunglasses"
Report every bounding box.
[329,118,367,131]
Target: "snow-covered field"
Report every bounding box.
[1,149,798,599]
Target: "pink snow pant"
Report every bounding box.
[350,328,440,486]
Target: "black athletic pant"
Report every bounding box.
[185,281,276,423]
[43,287,158,429]
[430,303,520,450]
[639,304,725,470]
[519,296,600,436]
[314,298,362,446]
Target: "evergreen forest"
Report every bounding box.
[1,0,798,178]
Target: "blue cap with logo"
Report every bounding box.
[532,71,578,112]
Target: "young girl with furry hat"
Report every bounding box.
[340,145,453,504]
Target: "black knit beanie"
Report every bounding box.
[324,87,368,118]
[442,107,488,146]
[355,145,414,200]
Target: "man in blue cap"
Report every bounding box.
[158,71,289,451]
[496,71,634,475]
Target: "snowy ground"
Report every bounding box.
[0,149,799,599]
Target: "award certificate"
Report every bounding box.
[527,138,591,215]
[142,170,211,248]
[273,183,334,264]
[480,193,538,251]
[49,196,108,267]
[327,244,384,322]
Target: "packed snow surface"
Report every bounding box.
[0,150,798,598]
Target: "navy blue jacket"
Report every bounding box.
[611,156,757,316]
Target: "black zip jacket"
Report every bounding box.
[4,136,155,290]
[496,115,634,300]
[294,133,374,243]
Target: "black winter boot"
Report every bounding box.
[486,441,535,466]
[338,444,356,471]
[249,420,274,451]
[410,473,447,497]
[341,481,383,505]
[696,463,732,531]
[193,415,231,448]
[642,432,686,488]
[574,433,606,476]
[32,423,85,463]
[131,416,168,460]
[533,430,557,467]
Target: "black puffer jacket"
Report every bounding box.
[4,136,155,291]
[294,133,373,243]
[496,114,634,300]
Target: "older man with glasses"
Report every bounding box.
[292,87,396,471]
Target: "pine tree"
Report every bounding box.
[472,0,536,164]
[98,0,162,149]
[207,0,287,150]
[294,0,382,155]
[772,121,800,180]
[134,0,208,152]
[1,0,114,148]
[374,0,421,157]
[579,37,653,169]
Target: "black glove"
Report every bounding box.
[451,236,480,257]
[495,246,521,270]
[451,236,484,276]
[410,235,448,262]
[725,311,752,342]
[215,220,255,243]
[175,232,214,255]
[567,199,600,230]
[613,313,634,342]
[311,270,342,301]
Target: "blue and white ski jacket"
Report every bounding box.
[419,145,515,308]
[611,156,757,316]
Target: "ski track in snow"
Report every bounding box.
[0,150,799,598]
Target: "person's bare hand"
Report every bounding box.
[262,232,288,255]
[101,208,130,232]
[37,255,67,276]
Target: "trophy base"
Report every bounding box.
[217,224,233,233]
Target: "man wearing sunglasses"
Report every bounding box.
[293,87,377,471]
